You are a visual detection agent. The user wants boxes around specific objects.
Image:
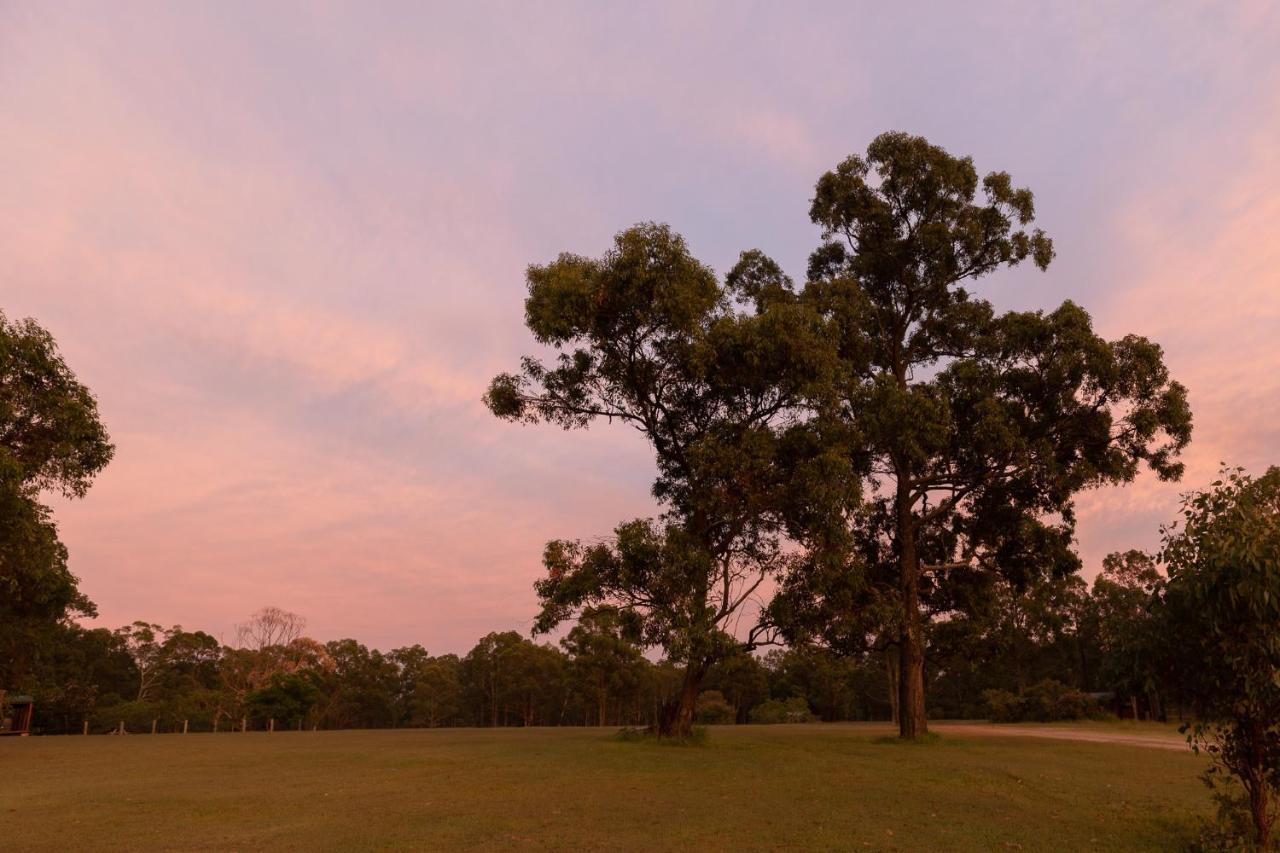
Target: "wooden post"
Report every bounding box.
[183,719,189,735]
[118,720,124,735]
[151,719,157,735]
[213,717,219,734]
[83,720,89,736]
[268,718,275,733]
[241,717,247,733]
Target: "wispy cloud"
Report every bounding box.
[2,1,1278,649]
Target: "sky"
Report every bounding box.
[2,1,1278,653]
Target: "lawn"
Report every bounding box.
[0,723,1210,851]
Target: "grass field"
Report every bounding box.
[1,723,1210,851]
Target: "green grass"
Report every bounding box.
[1,723,1210,851]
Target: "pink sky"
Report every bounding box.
[2,2,1278,652]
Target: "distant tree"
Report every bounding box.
[217,607,329,725]
[764,646,873,722]
[24,623,135,733]
[246,673,321,729]
[505,641,568,727]
[486,224,840,737]
[316,639,400,729]
[693,689,735,725]
[236,606,306,651]
[114,622,220,703]
[562,607,645,726]
[768,131,1191,738]
[387,644,432,724]
[1086,550,1162,711]
[461,631,525,727]
[460,632,569,727]
[1150,467,1280,848]
[704,649,770,723]
[0,312,114,687]
[408,654,464,728]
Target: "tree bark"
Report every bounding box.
[896,480,928,740]
[1247,720,1272,849]
[659,660,708,738]
[884,648,900,726]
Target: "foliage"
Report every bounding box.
[0,312,114,688]
[749,697,815,724]
[561,606,645,725]
[981,680,1102,723]
[694,690,736,724]
[1151,467,1280,849]
[246,673,322,728]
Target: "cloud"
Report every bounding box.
[2,1,1278,648]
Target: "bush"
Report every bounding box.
[749,697,815,725]
[981,689,1021,723]
[92,700,163,733]
[694,690,735,725]
[983,680,1101,723]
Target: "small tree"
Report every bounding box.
[1153,467,1280,848]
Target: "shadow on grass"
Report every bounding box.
[614,726,710,747]
[871,732,945,746]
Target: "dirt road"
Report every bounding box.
[931,722,1187,751]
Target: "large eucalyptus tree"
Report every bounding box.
[769,132,1192,738]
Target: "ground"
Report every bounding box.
[1,723,1208,851]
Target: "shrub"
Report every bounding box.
[749,697,815,725]
[983,680,1101,723]
[694,690,736,725]
[982,689,1021,723]
[92,700,163,733]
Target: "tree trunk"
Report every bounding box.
[597,691,607,727]
[1147,689,1163,723]
[896,483,928,739]
[1247,720,1272,849]
[1250,785,1270,851]
[884,647,900,726]
[659,660,708,738]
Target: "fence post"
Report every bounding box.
[183,719,189,735]
[118,720,124,735]
[268,718,275,733]
[151,719,157,735]
[83,720,89,736]
[213,717,219,734]
[241,717,247,733]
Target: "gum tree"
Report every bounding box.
[766,132,1192,738]
[486,224,846,737]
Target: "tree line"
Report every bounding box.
[8,547,1167,737]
